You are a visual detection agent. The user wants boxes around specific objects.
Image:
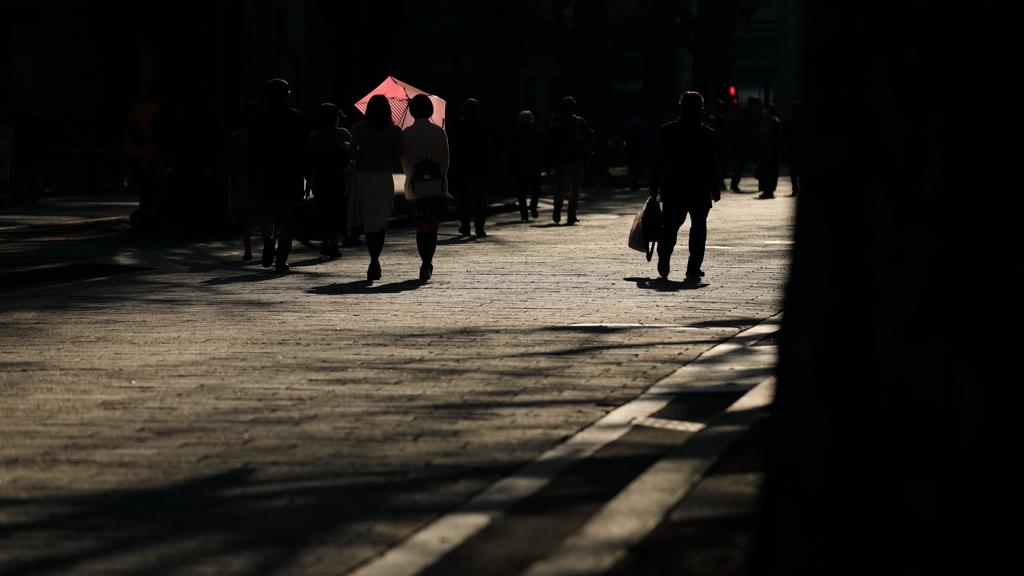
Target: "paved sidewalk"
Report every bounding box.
[0,178,793,575]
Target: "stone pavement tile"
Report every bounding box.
[0,186,793,575]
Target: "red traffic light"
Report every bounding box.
[729,86,736,96]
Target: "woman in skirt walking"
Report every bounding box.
[347,94,402,280]
[400,94,450,280]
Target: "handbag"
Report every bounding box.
[628,197,662,261]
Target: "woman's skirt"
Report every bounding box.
[407,195,449,222]
[347,171,394,234]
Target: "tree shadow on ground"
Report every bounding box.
[309,278,425,295]
[0,465,512,576]
[623,277,707,291]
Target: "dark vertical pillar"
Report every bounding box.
[753,2,1020,574]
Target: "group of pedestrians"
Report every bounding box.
[219,79,598,280]
[715,96,804,199]
[129,77,786,285]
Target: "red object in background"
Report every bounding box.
[729,86,738,104]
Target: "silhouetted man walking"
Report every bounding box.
[782,100,805,196]
[730,96,761,192]
[649,92,720,281]
[247,78,309,271]
[447,98,502,237]
[124,89,168,226]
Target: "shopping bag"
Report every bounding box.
[628,197,662,261]
[628,205,647,252]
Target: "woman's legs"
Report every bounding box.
[415,220,439,279]
[240,211,255,259]
[415,220,440,264]
[366,229,386,264]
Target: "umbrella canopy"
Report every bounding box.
[354,77,446,129]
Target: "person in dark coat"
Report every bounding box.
[781,100,805,196]
[247,78,310,271]
[308,103,351,259]
[446,98,503,237]
[730,96,762,192]
[546,96,593,224]
[649,91,721,281]
[615,109,654,191]
[509,110,545,221]
[705,99,733,191]
[756,102,781,199]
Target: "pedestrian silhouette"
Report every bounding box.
[227,101,261,260]
[649,91,720,281]
[308,103,351,259]
[247,78,310,271]
[756,102,781,199]
[781,100,805,196]
[730,96,761,192]
[346,94,402,280]
[509,110,544,221]
[615,108,654,191]
[705,99,733,191]
[400,94,450,280]
[446,98,502,237]
[124,88,169,227]
[547,96,593,224]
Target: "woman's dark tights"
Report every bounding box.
[366,229,385,265]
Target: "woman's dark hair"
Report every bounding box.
[316,102,343,128]
[365,94,393,128]
[409,94,433,120]
[238,101,261,129]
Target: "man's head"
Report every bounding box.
[265,78,290,104]
[747,96,761,109]
[791,100,803,116]
[679,91,704,117]
[764,102,776,118]
[463,98,481,117]
[518,110,534,126]
[560,96,577,116]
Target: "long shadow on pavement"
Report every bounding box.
[310,278,425,295]
[0,465,514,576]
[624,277,707,291]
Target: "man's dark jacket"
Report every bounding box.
[650,120,718,212]
[447,116,503,181]
[247,103,309,204]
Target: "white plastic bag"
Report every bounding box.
[628,205,647,252]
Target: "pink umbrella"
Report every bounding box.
[354,77,446,129]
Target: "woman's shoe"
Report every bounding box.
[243,248,252,261]
[419,262,433,281]
[367,264,382,281]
